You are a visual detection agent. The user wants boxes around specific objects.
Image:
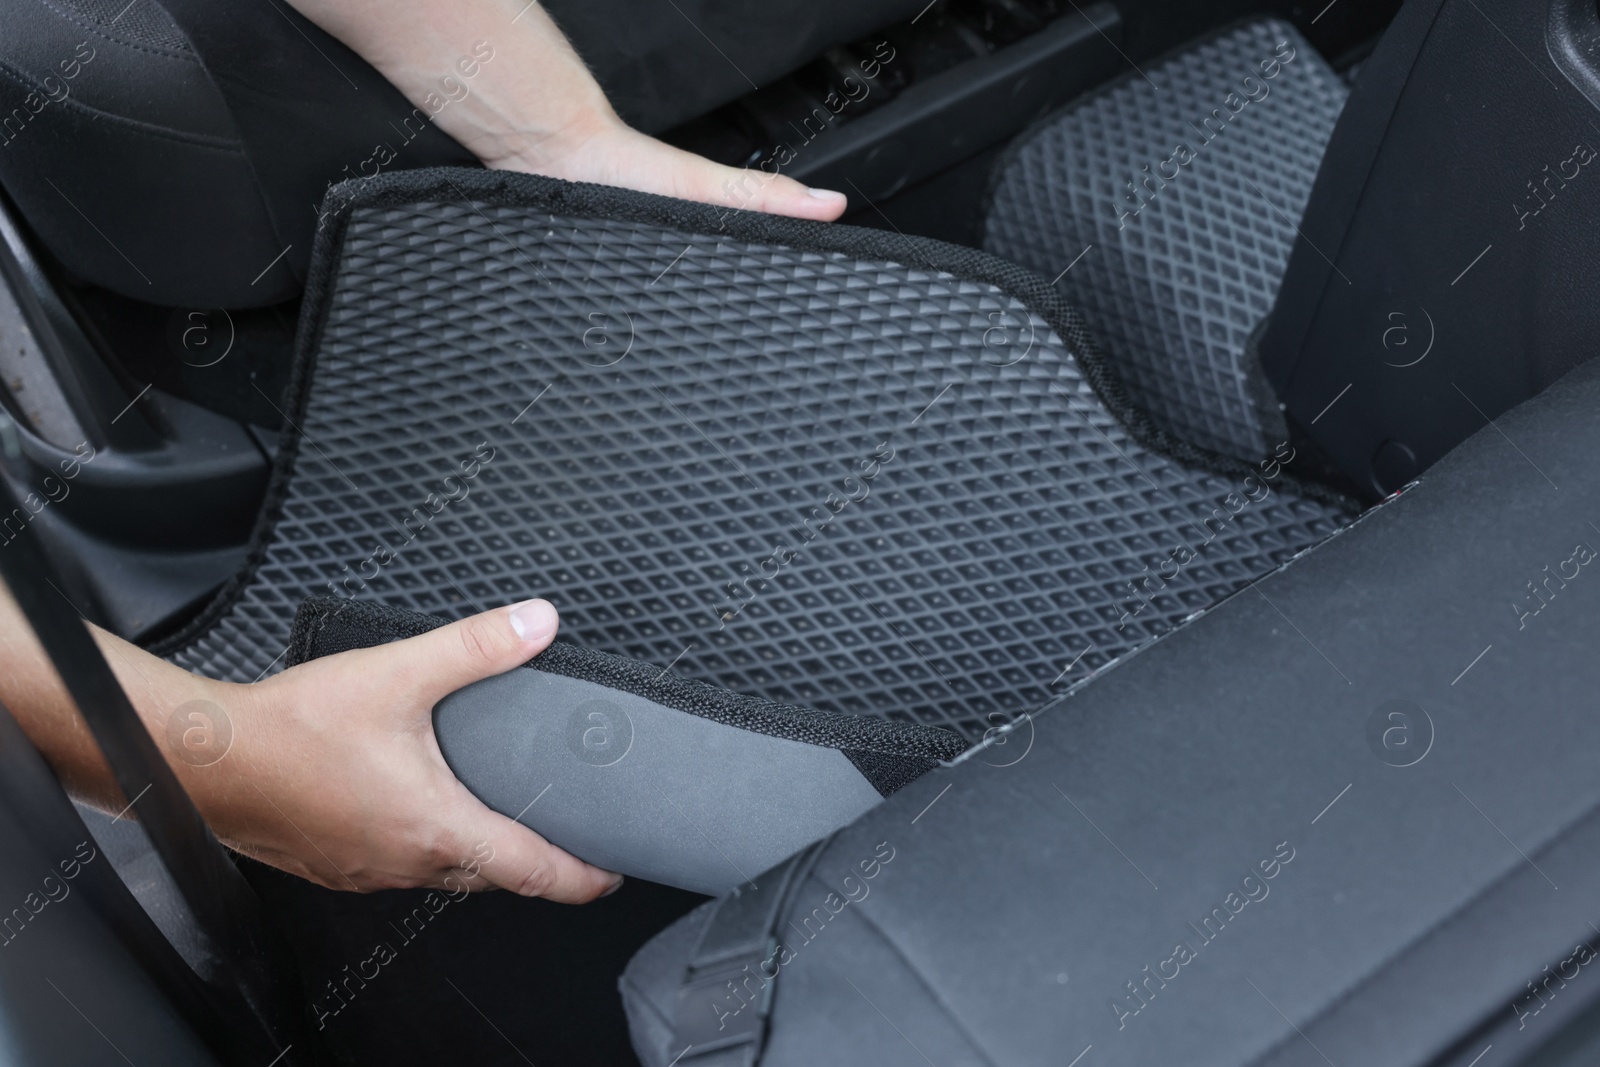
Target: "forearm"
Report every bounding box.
[0,580,616,900]
[284,0,614,170]
[280,0,848,217]
[0,579,229,814]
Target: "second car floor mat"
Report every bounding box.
[983,19,1349,463]
[155,168,1349,742]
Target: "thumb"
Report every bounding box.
[615,133,848,221]
[699,159,848,221]
[396,598,560,707]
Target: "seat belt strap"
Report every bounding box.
[0,416,305,1060]
[671,839,831,1065]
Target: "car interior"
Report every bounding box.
[4,0,1600,1064]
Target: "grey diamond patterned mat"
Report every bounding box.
[983,19,1349,462]
[158,170,1348,742]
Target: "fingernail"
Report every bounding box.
[807,187,846,203]
[601,875,624,898]
[508,598,558,642]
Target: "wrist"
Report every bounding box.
[154,675,263,835]
[473,105,625,175]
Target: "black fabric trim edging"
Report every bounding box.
[285,595,964,793]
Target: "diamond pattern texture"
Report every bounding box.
[983,19,1349,460]
[171,201,1343,741]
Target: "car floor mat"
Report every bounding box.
[982,18,1350,463]
[154,167,1350,745]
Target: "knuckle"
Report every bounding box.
[419,829,461,871]
[514,859,557,898]
[455,619,504,670]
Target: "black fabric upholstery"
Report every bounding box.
[0,0,928,309]
[624,356,1600,1066]
[0,0,278,305]
[0,0,475,306]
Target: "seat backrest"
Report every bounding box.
[1259,0,1600,497]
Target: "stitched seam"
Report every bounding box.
[1242,790,1600,1067]
[33,0,194,61]
[0,62,240,152]
[281,596,967,759]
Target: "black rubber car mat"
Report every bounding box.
[153,167,1349,742]
[983,19,1350,463]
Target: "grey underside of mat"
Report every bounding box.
[435,669,882,897]
[983,19,1349,462]
[168,176,1344,742]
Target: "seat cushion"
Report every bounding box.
[0,0,474,306]
[619,355,1600,1067]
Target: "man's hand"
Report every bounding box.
[200,599,620,902]
[285,0,849,222]
[0,583,621,904]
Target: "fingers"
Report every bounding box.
[729,171,848,221]
[529,128,850,223]
[663,140,848,221]
[462,802,622,904]
[702,164,848,221]
[388,598,560,708]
